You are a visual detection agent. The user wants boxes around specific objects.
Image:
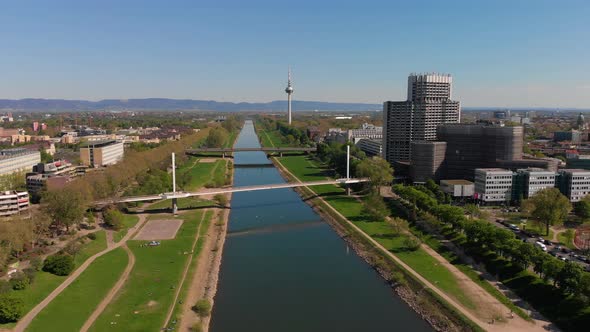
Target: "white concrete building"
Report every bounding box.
[0,191,29,217]
[474,168,513,203]
[80,140,124,167]
[348,123,383,143]
[558,169,590,202]
[518,168,556,198]
[0,149,41,176]
[440,179,474,197]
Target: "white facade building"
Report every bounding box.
[355,139,383,157]
[558,169,590,202]
[0,149,41,176]
[348,123,383,143]
[440,179,474,197]
[474,168,513,203]
[518,168,556,198]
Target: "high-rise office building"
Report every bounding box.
[383,73,460,163]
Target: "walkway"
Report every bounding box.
[273,158,551,332]
[13,215,148,332]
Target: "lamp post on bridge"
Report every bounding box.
[172,153,178,215]
[346,145,351,196]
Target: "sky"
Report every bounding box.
[1,0,589,108]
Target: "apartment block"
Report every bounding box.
[80,140,124,167]
[0,191,29,217]
[474,168,513,203]
[0,148,41,176]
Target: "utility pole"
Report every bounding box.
[346,145,351,196]
[172,153,178,214]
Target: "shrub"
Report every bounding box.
[9,272,29,291]
[0,294,24,323]
[43,254,75,276]
[191,299,211,317]
[213,194,228,207]
[87,232,97,240]
[403,235,421,251]
[0,281,11,294]
[22,268,37,284]
[191,322,203,332]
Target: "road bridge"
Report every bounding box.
[94,178,368,207]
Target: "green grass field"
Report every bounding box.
[113,215,140,243]
[88,211,206,332]
[74,231,107,266]
[26,248,129,332]
[177,157,227,191]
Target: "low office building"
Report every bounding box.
[513,168,556,200]
[474,168,513,203]
[80,140,124,167]
[440,179,474,197]
[355,138,382,157]
[556,169,590,202]
[0,191,29,217]
[348,123,382,143]
[0,148,41,176]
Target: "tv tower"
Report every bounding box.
[285,67,294,125]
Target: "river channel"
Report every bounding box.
[209,120,432,332]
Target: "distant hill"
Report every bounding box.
[0,98,383,112]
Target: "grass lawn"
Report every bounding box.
[178,157,227,191]
[89,211,205,332]
[74,231,107,267]
[26,248,129,332]
[113,215,140,243]
[0,232,107,329]
[277,155,479,311]
[557,230,576,249]
[166,210,214,328]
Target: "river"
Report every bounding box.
[209,120,432,332]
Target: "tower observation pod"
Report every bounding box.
[285,67,294,125]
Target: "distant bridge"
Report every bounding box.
[94,178,368,207]
[186,147,316,157]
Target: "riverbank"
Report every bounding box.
[271,156,481,332]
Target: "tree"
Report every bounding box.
[522,188,572,235]
[0,295,24,323]
[205,127,228,148]
[42,188,89,232]
[356,156,393,191]
[213,194,228,208]
[556,262,584,295]
[192,299,211,317]
[43,254,75,276]
[103,208,124,230]
[363,193,389,221]
[403,235,421,251]
[574,196,590,219]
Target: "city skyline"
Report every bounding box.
[1,0,589,108]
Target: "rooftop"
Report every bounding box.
[441,179,473,185]
[80,140,120,148]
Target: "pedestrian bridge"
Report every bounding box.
[186,147,316,157]
[94,178,368,207]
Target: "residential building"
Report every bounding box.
[556,169,590,202]
[383,73,460,163]
[324,128,347,144]
[348,123,382,143]
[80,140,124,167]
[440,179,474,197]
[410,141,447,183]
[355,138,382,157]
[0,148,41,175]
[0,191,29,217]
[474,168,513,203]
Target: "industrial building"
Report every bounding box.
[383,73,460,163]
[80,140,124,167]
[0,148,41,176]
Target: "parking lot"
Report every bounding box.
[492,217,590,271]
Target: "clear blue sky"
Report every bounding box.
[1,0,589,107]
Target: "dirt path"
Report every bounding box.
[161,211,209,330]
[552,228,565,243]
[13,215,148,332]
[273,158,552,332]
[79,244,135,332]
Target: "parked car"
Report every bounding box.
[535,241,547,252]
[543,239,552,246]
[509,224,520,231]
